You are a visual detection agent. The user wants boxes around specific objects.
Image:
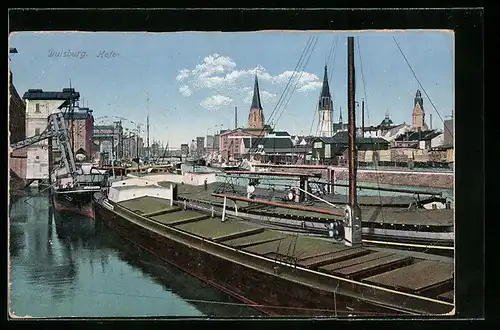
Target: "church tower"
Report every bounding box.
[412,89,427,131]
[316,65,334,137]
[248,75,265,129]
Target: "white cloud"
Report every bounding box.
[192,53,236,78]
[297,81,323,92]
[179,85,192,97]
[273,71,320,87]
[244,90,277,105]
[200,94,233,112]
[176,69,190,81]
[177,53,323,98]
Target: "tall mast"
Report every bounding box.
[347,36,362,247]
[69,79,74,154]
[146,92,150,159]
[361,98,365,135]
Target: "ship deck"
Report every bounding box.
[115,195,454,304]
[159,181,453,227]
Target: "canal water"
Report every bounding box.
[8,191,262,318]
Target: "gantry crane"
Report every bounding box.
[10,111,78,180]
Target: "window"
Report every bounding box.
[35,128,40,135]
[35,103,40,113]
[35,156,40,160]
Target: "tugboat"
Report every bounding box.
[51,163,108,219]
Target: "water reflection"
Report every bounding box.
[9,191,261,318]
[102,231,261,317]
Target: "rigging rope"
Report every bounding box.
[358,37,453,248]
[392,36,453,139]
[249,36,316,155]
[248,37,313,151]
[356,37,387,225]
[274,37,318,126]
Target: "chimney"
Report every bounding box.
[430,113,433,130]
[235,106,238,129]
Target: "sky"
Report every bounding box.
[9,30,454,148]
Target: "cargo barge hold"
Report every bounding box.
[93,179,454,317]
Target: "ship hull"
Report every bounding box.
[53,208,96,238]
[52,190,95,219]
[93,197,452,317]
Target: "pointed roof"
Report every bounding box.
[320,65,331,98]
[250,74,263,110]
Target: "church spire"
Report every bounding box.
[414,89,424,109]
[250,74,263,110]
[320,65,331,98]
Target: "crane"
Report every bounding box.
[10,111,78,180]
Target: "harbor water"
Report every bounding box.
[8,190,262,318]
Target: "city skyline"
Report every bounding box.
[9,30,454,148]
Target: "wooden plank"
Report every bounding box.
[319,251,392,273]
[213,227,265,243]
[243,236,295,255]
[175,217,261,241]
[299,247,370,268]
[363,260,454,293]
[223,230,285,248]
[142,206,181,217]
[361,207,453,226]
[150,210,208,225]
[119,196,172,214]
[332,254,413,280]
[231,237,285,249]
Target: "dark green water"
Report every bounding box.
[8,191,262,318]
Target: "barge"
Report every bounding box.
[93,178,454,316]
[154,178,454,251]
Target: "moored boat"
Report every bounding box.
[93,177,454,316]
[51,163,108,219]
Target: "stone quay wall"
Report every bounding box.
[254,165,454,189]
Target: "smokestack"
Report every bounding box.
[235,106,238,129]
[430,113,433,130]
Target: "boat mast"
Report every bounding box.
[146,92,150,160]
[69,79,75,155]
[347,36,362,247]
[361,98,365,135]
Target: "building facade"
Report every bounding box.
[56,107,94,161]
[9,71,26,144]
[219,127,273,161]
[312,132,390,165]
[180,144,189,157]
[332,107,348,134]
[443,118,453,146]
[206,135,214,153]
[9,71,27,183]
[196,136,205,158]
[213,134,220,150]
[93,121,124,160]
[22,88,80,181]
